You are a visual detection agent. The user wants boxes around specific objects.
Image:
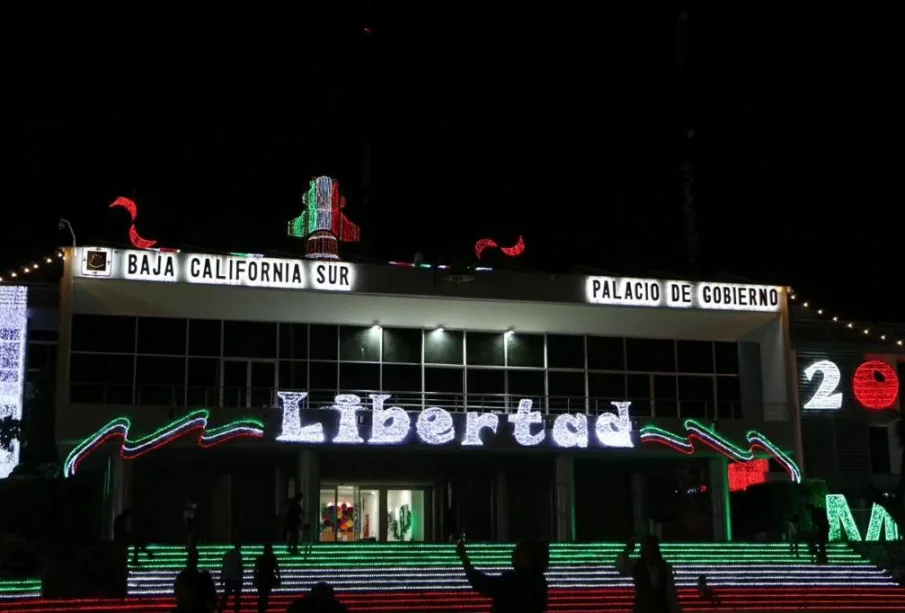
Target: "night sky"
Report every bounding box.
[5,5,897,321]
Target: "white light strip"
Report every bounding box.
[0,286,27,479]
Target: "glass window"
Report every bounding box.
[653,375,678,417]
[135,356,186,405]
[188,320,221,357]
[382,364,421,392]
[424,367,463,393]
[309,361,338,392]
[507,369,545,397]
[278,361,308,390]
[382,328,422,364]
[626,373,651,401]
[626,338,675,372]
[69,353,134,404]
[587,336,625,370]
[358,488,381,541]
[466,332,504,366]
[714,342,739,375]
[278,324,308,360]
[26,342,56,373]
[588,372,626,399]
[387,489,425,542]
[678,376,714,419]
[676,340,714,373]
[424,367,463,412]
[223,321,277,359]
[716,376,741,419]
[339,362,379,391]
[309,325,338,360]
[467,369,504,396]
[339,326,380,362]
[137,317,187,356]
[424,329,463,365]
[186,357,219,406]
[506,333,544,368]
[546,334,584,369]
[72,314,136,353]
[547,371,586,413]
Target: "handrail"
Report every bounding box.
[66,383,749,419]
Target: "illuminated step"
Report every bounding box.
[0,579,41,600]
[124,542,901,598]
[6,588,905,613]
[127,542,866,568]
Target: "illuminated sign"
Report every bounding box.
[585,276,782,313]
[74,247,355,292]
[275,392,635,449]
[799,357,900,411]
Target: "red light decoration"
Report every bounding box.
[5,587,905,613]
[474,235,526,260]
[852,360,900,410]
[728,459,769,492]
[110,196,159,250]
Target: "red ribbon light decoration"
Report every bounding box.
[110,196,158,249]
[474,235,526,260]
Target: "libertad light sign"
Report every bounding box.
[275,392,635,449]
[74,247,354,292]
[585,276,782,312]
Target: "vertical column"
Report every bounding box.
[494,470,508,541]
[105,453,130,539]
[297,450,320,541]
[709,458,731,541]
[554,456,575,541]
[631,473,646,538]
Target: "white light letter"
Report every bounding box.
[507,398,545,446]
[369,394,411,444]
[462,412,499,446]
[595,401,634,448]
[552,413,588,448]
[276,391,324,443]
[332,394,364,444]
[416,407,455,445]
[802,360,843,410]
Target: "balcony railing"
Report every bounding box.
[68,383,743,419]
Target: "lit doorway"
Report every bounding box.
[318,484,430,542]
[221,359,276,408]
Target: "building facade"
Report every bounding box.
[791,313,905,501]
[49,246,799,544]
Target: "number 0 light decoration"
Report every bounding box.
[639,420,801,483]
[801,358,900,411]
[63,411,264,477]
[852,360,900,410]
[0,286,28,479]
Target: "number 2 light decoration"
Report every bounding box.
[802,358,900,411]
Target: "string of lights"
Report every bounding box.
[0,251,65,283]
[788,287,904,347]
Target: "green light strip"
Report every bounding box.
[126,543,863,570]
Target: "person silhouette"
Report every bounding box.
[253,543,281,613]
[217,542,244,613]
[456,535,548,613]
[616,535,681,613]
[286,582,350,612]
